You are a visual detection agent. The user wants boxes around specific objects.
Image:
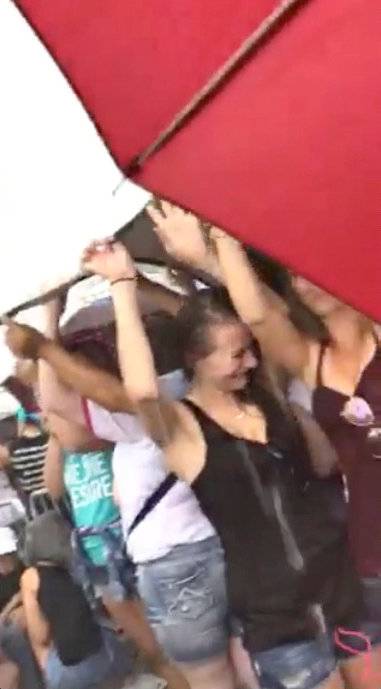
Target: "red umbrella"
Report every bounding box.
[14,0,381,319]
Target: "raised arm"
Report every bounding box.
[81,241,185,452]
[5,320,132,414]
[210,228,309,374]
[146,201,221,282]
[37,298,84,423]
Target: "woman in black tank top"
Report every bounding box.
[83,239,367,689]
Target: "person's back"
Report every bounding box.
[37,564,102,665]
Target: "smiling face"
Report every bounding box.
[292,275,341,317]
[190,319,258,392]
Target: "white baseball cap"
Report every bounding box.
[0,527,17,556]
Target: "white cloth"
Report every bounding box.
[83,370,215,564]
[0,526,17,555]
[0,472,25,527]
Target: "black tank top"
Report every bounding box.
[183,399,362,652]
[313,341,381,576]
[37,565,102,665]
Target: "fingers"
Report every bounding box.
[152,224,172,251]
[146,203,165,227]
[81,238,115,267]
[160,200,175,218]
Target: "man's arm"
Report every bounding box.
[39,339,132,413]
[5,321,133,414]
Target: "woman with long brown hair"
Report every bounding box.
[68,237,370,689]
[145,202,381,689]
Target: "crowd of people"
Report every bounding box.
[0,199,380,689]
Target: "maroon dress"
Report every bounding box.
[313,342,381,577]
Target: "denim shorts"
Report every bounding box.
[44,628,133,689]
[251,578,381,689]
[252,636,337,689]
[136,535,230,663]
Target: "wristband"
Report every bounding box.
[110,276,137,286]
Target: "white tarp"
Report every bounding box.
[0,0,150,381]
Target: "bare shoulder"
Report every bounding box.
[20,567,39,592]
[165,400,207,483]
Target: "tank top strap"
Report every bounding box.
[316,343,329,387]
[181,398,227,441]
[372,329,380,351]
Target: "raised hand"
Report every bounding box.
[209,225,237,242]
[4,319,46,361]
[146,200,210,269]
[81,240,137,282]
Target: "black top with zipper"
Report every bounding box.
[183,399,362,653]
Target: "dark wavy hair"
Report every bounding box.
[246,247,331,344]
[175,286,310,477]
[63,311,183,379]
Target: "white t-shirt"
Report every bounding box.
[83,370,215,564]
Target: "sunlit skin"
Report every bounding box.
[292,276,342,317]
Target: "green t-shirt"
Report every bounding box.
[63,448,121,566]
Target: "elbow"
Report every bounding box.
[123,384,160,407]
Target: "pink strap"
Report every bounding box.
[334,627,372,682]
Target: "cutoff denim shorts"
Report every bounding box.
[136,535,230,663]
[251,577,381,689]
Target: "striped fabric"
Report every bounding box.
[9,434,49,495]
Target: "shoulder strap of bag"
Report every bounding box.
[128,473,177,537]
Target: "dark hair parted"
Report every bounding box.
[63,312,183,379]
[176,286,311,481]
[175,286,243,379]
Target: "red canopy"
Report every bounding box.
[15,0,381,319]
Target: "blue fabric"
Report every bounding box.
[16,407,40,424]
[252,636,336,689]
[136,535,229,663]
[63,449,121,566]
[71,524,136,608]
[44,628,133,689]
[0,619,45,689]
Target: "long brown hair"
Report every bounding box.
[246,247,331,344]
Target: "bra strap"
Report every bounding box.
[316,343,329,387]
